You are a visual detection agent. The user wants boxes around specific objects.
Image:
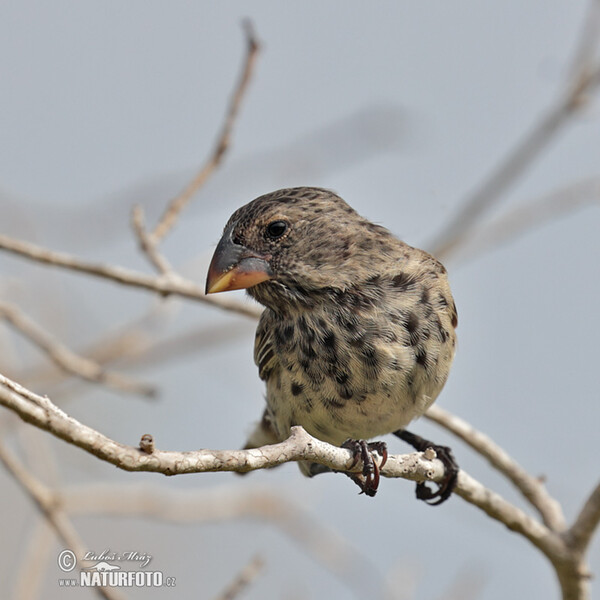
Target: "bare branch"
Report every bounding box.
[452,470,564,558]
[213,555,264,600]
[564,481,600,554]
[426,404,566,532]
[151,20,261,242]
[0,439,124,600]
[430,2,600,260]
[0,302,155,397]
[131,204,173,275]
[0,233,262,319]
[0,374,444,481]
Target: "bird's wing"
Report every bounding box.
[254,312,279,381]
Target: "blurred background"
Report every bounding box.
[0,1,599,598]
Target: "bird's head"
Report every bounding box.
[205,187,396,310]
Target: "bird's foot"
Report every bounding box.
[394,429,458,505]
[341,439,388,497]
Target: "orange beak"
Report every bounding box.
[205,227,273,294]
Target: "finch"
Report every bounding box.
[206,187,458,503]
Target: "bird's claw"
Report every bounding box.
[394,430,459,505]
[341,439,388,497]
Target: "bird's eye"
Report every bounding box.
[265,220,288,239]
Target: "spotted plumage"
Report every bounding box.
[206,187,458,497]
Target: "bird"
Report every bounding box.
[205,187,459,503]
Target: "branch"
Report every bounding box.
[0,373,443,480]
[452,471,563,559]
[426,405,566,532]
[1,371,595,598]
[0,302,155,397]
[564,481,600,554]
[131,204,173,275]
[151,20,261,242]
[0,233,262,319]
[0,372,575,558]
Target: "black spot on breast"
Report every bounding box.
[300,343,316,359]
[323,330,336,348]
[335,371,349,385]
[291,382,303,396]
[359,239,374,251]
[420,287,430,304]
[435,317,449,343]
[392,272,418,290]
[297,316,314,340]
[406,312,419,333]
[339,387,353,400]
[406,312,421,346]
[366,274,382,286]
[415,347,428,367]
[323,396,346,410]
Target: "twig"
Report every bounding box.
[0,302,155,397]
[426,404,566,531]
[0,233,262,319]
[430,2,600,260]
[131,204,173,275]
[151,20,260,242]
[213,555,264,600]
[0,439,124,600]
[564,481,600,554]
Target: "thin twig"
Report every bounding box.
[0,302,155,397]
[131,204,173,275]
[564,481,600,554]
[213,555,264,600]
[426,404,566,531]
[0,233,262,319]
[151,20,261,242]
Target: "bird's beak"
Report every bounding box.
[205,227,273,294]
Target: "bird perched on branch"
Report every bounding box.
[206,187,458,504]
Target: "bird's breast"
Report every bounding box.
[262,291,455,444]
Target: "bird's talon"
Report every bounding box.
[341,439,387,497]
[395,429,459,506]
